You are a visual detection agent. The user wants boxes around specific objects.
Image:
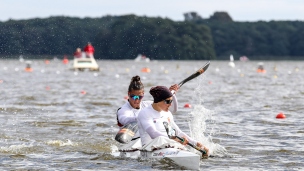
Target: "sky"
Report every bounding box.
[0,0,303,22]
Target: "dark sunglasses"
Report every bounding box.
[164,99,173,104]
[129,94,144,100]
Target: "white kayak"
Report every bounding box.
[113,137,201,170]
[117,148,200,170]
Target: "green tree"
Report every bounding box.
[94,15,215,60]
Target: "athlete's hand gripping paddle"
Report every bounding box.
[163,121,208,157]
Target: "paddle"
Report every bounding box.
[178,61,210,88]
[163,122,208,156]
[114,121,138,144]
[115,61,211,144]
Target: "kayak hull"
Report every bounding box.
[119,148,200,170]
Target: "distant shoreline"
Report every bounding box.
[1,55,304,61]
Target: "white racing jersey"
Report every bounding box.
[117,100,152,127]
[117,100,152,138]
[137,104,197,146]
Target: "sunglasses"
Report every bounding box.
[164,99,173,104]
[129,94,144,100]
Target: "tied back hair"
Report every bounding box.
[128,75,144,92]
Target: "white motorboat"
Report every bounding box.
[71,55,99,71]
[134,54,150,62]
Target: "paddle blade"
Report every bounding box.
[115,130,133,144]
[178,61,210,88]
[115,122,138,144]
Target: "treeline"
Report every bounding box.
[209,21,304,60]
[200,13,304,60]
[1,13,304,60]
[190,12,304,60]
[0,16,114,57]
[94,15,215,60]
[0,15,215,60]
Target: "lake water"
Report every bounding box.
[0,59,303,170]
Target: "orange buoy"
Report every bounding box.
[25,67,33,72]
[46,86,50,90]
[63,58,69,64]
[257,69,266,73]
[45,60,50,64]
[63,55,69,64]
[81,90,87,95]
[25,62,33,72]
[141,67,151,73]
[184,103,191,108]
[276,112,286,119]
[124,96,129,100]
[257,63,266,73]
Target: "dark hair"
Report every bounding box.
[128,75,144,92]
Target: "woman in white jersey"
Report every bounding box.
[116,76,179,144]
[137,86,209,154]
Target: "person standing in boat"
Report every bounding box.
[116,76,179,147]
[83,42,95,58]
[73,48,82,58]
[137,86,209,154]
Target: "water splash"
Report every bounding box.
[188,105,228,157]
[46,139,75,147]
[188,75,228,157]
[0,144,34,154]
[110,145,118,153]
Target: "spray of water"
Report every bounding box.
[188,75,228,157]
[46,139,75,147]
[0,144,34,154]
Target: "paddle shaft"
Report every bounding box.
[176,136,207,155]
[163,122,207,155]
[171,61,210,94]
